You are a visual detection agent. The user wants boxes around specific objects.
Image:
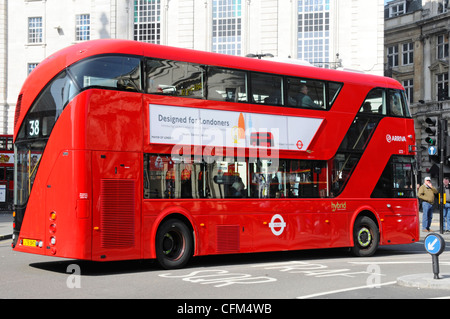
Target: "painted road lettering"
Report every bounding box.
[159,270,277,288]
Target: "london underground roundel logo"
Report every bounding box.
[269,214,286,236]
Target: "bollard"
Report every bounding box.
[424,233,446,280]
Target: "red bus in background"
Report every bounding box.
[12,39,418,269]
[0,135,14,211]
[250,132,274,147]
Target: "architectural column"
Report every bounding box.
[448,30,450,101]
[0,0,8,134]
[423,36,432,101]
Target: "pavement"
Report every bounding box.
[0,211,12,241]
[2,210,450,290]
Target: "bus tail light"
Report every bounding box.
[49,224,56,234]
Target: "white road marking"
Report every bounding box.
[296,281,397,299]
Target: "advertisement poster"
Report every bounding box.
[0,153,13,164]
[149,104,323,151]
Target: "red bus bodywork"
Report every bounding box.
[12,39,419,267]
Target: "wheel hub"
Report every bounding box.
[358,227,372,247]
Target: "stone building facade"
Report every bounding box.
[385,0,450,179]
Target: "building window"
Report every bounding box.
[437,73,449,100]
[212,0,242,56]
[28,63,39,75]
[437,34,449,59]
[387,45,399,67]
[28,17,43,44]
[402,42,414,65]
[134,0,161,44]
[75,14,90,41]
[297,0,330,67]
[403,79,413,104]
[438,0,449,13]
[388,1,406,17]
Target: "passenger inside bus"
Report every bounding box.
[294,84,320,108]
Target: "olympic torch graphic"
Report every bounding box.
[232,113,246,145]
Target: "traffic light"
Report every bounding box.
[425,117,438,148]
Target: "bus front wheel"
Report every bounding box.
[351,215,379,257]
[155,218,193,269]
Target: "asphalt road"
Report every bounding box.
[2,236,450,303]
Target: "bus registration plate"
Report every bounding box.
[22,239,36,247]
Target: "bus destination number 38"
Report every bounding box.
[28,119,40,138]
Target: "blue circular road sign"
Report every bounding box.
[428,146,437,156]
[425,233,445,256]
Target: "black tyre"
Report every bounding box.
[351,215,379,257]
[155,218,193,269]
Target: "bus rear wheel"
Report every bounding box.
[155,218,193,269]
[351,215,379,257]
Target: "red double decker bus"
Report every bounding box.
[12,39,418,269]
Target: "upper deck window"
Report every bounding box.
[70,55,142,92]
[359,88,386,115]
[388,89,410,117]
[145,59,205,98]
[207,67,247,102]
[251,73,283,106]
[17,70,79,140]
[286,77,325,109]
[0,137,12,151]
[145,57,342,110]
[358,88,410,118]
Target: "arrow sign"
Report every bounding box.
[428,146,437,156]
[424,233,445,256]
[427,238,438,251]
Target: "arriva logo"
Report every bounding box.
[386,134,406,143]
[331,202,347,212]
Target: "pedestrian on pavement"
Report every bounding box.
[443,177,450,233]
[418,177,438,232]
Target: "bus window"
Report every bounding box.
[70,55,141,92]
[359,88,385,115]
[17,70,79,140]
[251,73,283,105]
[0,137,5,150]
[144,154,248,199]
[207,67,247,102]
[331,153,360,196]
[388,89,410,117]
[212,160,248,198]
[145,59,205,98]
[285,160,327,198]
[328,82,343,106]
[145,154,329,199]
[286,77,325,109]
[6,137,12,151]
[372,156,416,198]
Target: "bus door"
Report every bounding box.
[91,151,141,261]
